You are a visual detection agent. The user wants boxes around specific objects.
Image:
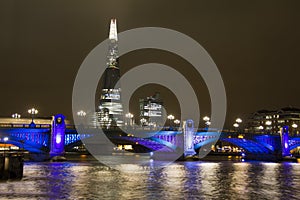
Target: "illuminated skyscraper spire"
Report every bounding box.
[96,19,123,127]
[109,19,118,41]
[107,19,119,69]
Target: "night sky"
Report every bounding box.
[1,1,300,127]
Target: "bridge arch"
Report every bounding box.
[112,136,176,152]
[221,138,273,154]
[289,144,300,152]
[289,137,300,152]
[2,139,46,153]
[194,137,273,154]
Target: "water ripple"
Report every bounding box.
[0,161,299,199]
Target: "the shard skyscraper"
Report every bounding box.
[96,19,123,128]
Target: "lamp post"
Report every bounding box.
[28,108,38,124]
[205,121,211,126]
[140,118,147,127]
[233,123,239,128]
[125,113,134,126]
[235,118,243,133]
[203,116,210,122]
[77,110,86,127]
[233,123,239,133]
[235,118,242,123]
[167,114,175,127]
[77,110,86,117]
[12,113,21,119]
[174,119,180,128]
[203,116,210,129]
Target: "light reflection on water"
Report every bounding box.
[0,161,300,199]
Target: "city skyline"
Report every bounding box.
[1,2,300,199]
[1,1,300,128]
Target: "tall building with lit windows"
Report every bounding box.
[96,19,123,127]
[139,92,164,127]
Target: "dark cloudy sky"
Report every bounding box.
[1,1,300,127]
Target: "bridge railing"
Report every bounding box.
[66,125,183,132]
[0,123,51,129]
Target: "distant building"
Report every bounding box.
[139,93,164,127]
[247,106,300,135]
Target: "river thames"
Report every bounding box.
[0,159,300,199]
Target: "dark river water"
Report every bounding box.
[1,158,300,200]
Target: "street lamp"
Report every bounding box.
[174,119,180,127]
[203,116,211,129]
[125,113,134,126]
[12,113,21,119]
[28,108,38,124]
[77,110,86,117]
[203,116,210,122]
[205,121,211,126]
[77,110,86,127]
[236,118,242,123]
[167,114,175,127]
[125,113,133,118]
[140,118,147,126]
[234,117,243,133]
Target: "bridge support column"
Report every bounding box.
[183,119,196,157]
[280,126,290,157]
[50,114,66,158]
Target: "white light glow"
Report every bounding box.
[203,116,210,121]
[292,123,298,128]
[265,121,272,126]
[233,123,239,128]
[167,115,175,120]
[235,118,242,123]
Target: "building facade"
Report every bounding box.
[246,106,300,136]
[139,92,164,127]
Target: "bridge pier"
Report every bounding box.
[49,114,66,159]
[183,119,196,158]
[280,126,290,157]
[0,152,24,180]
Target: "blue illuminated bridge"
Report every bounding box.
[1,114,300,161]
